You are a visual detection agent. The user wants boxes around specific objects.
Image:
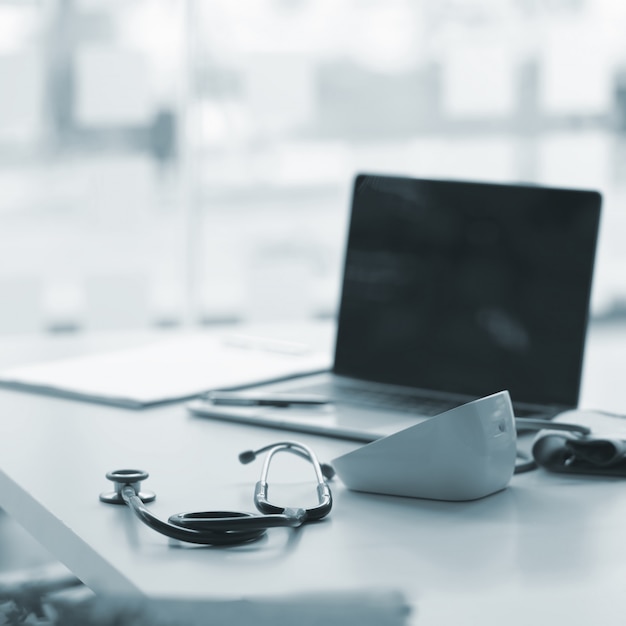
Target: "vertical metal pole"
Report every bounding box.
[180,0,201,326]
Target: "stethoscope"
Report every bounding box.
[99,441,334,546]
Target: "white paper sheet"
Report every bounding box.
[0,333,332,408]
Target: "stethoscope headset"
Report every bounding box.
[99,441,334,546]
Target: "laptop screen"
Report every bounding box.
[334,174,601,409]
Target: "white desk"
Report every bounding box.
[1,322,626,624]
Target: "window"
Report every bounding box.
[1,0,625,333]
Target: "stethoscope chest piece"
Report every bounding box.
[99,469,156,505]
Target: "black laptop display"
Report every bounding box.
[335,174,602,413]
[188,173,602,439]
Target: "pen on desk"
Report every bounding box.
[206,391,330,408]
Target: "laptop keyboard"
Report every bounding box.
[285,378,553,418]
[305,382,461,416]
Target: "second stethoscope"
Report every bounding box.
[99,441,334,546]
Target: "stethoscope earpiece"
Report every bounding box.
[238,445,336,480]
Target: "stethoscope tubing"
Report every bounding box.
[121,485,300,545]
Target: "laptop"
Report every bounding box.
[188,173,602,441]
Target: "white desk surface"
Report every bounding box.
[1,321,626,625]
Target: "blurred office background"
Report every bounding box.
[2,0,626,580]
[2,0,626,336]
